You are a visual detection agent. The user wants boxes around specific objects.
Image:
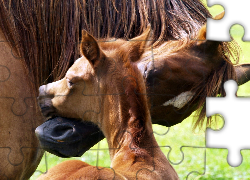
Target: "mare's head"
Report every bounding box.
[140,17,238,129]
[38,29,151,151]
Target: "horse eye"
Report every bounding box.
[69,80,74,86]
[67,79,74,88]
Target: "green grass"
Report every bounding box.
[31,6,250,180]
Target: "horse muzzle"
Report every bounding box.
[35,116,104,157]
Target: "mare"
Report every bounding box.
[138,18,237,129]
[0,0,249,178]
[37,28,179,180]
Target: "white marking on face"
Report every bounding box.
[162,91,195,109]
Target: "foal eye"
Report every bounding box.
[69,80,74,86]
[67,79,74,88]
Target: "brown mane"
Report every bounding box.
[0,0,211,90]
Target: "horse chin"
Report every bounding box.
[35,116,104,157]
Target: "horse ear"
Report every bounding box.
[80,30,104,65]
[128,25,152,61]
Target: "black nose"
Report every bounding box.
[35,117,104,157]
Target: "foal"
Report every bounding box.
[38,29,179,179]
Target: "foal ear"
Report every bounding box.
[80,30,104,65]
[128,26,152,61]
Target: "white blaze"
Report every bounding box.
[162,91,195,109]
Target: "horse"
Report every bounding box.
[37,27,179,180]
[0,29,45,179]
[36,13,249,158]
[0,0,248,178]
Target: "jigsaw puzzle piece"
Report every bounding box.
[200,148,250,179]
[153,116,205,163]
[0,97,44,179]
[34,140,113,179]
[203,18,250,178]
[0,147,12,179]
[0,38,36,115]
[229,25,250,89]
[206,80,250,167]
[0,31,25,60]
[0,48,44,179]
[153,116,220,179]
[0,146,44,179]
[205,0,250,41]
[156,146,206,180]
[0,65,10,83]
[0,30,45,180]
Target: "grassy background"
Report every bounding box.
[31,3,250,180]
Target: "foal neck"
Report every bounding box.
[99,61,158,166]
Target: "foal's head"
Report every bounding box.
[38,28,151,130]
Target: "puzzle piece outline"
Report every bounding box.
[0,0,250,179]
[206,80,250,167]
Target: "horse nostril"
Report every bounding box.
[51,124,75,140]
